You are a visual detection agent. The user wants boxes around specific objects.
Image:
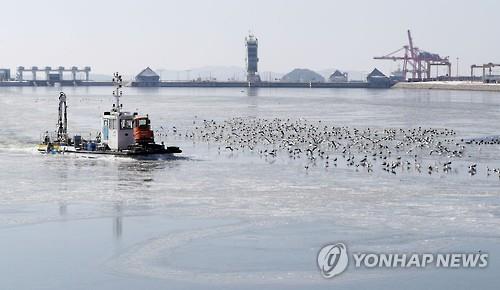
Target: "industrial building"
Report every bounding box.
[0,69,10,81]
[245,34,261,82]
[367,68,392,87]
[328,70,348,82]
[135,67,160,86]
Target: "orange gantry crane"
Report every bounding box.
[374,30,451,81]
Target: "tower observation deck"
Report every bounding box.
[245,33,261,82]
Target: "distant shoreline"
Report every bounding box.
[393,81,500,92]
[0,80,394,89]
[4,80,499,92]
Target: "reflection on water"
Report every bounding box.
[113,202,123,239]
[58,202,67,217]
[246,87,259,97]
[54,200,124,240]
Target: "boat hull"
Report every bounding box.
[71,146,182,156]
[38,144,182,156]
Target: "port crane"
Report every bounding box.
[470,63,500,83]
[374,30,451,81]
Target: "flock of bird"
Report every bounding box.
[167,117,500,178]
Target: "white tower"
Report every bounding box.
[245,33,261,82]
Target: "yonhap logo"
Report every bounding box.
[317,243,349,278]
[317,242,489,279]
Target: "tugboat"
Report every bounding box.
[38,72,181,156]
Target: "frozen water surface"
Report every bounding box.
[0,87,499,289]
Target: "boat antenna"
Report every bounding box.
[112,72,123,113]
[57,92,68,144]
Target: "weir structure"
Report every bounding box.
[16,66,91,82]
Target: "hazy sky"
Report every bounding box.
[1,0,498,75]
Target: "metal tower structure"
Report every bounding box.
[57,92,68,144]
[374,30,451,81]
[245,33,261,82]
[112,72,123,113]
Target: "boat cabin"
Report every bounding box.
[101,109,136,150]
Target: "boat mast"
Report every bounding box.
[112,72,123,113]
[57,92,68,143]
